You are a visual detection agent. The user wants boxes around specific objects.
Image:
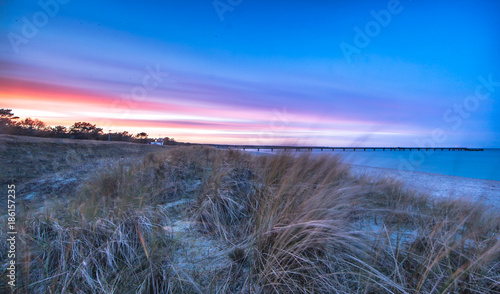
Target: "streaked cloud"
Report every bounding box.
[1,0,498,146]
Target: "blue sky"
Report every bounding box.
[1,0,499,146]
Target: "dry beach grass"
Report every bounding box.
[1,143,499,293]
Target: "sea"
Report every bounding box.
[244,148,500,182]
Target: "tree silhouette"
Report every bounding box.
[0,109,19,133]
[51,126,68,138]
[135,132,150,143]
[107,131,133,142]
[163,137,177,145]
[69,122,103,139]
[136,132,148,140]
[17,118,46,130]
[120,131,133,141]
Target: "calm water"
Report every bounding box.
[245,148,500,182]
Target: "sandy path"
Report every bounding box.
[348,164,500,208]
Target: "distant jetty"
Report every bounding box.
[209,145,484,152]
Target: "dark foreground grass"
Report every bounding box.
[1,146,499,293]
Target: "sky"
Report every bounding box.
[1,0,499,147]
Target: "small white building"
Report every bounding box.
[150,138,164,145]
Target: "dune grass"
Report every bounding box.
[1,146,499,293]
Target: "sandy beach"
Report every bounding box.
[249,151,500,208]
[349,164,500,208]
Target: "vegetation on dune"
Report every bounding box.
[0,108,179,144]
[1,146,499,293]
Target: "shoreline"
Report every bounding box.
[247,151,500,209]
[246,151,500,208]
[348,164,500,208]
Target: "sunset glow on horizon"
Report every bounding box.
[1,0,499,147]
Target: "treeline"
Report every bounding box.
[0,109,178,145]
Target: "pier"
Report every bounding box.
[209,145,484,152]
